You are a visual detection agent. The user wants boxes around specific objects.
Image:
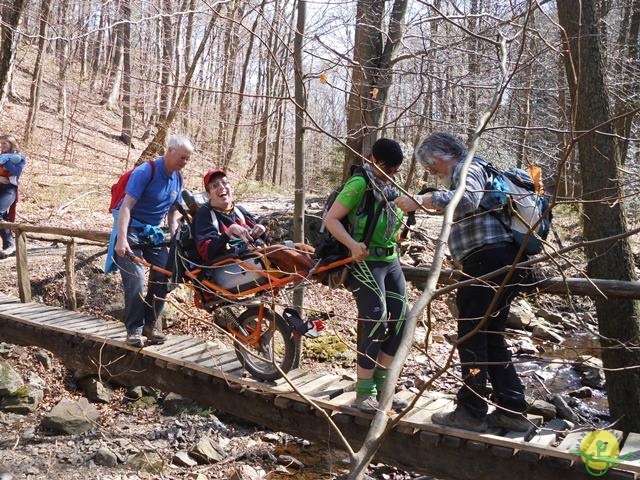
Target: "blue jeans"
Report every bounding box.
[456,242,530,418]
[118,226,169,335]
[0,184,17,248]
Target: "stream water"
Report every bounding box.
[516,332,609,421]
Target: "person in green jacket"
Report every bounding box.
[324,138,408,413]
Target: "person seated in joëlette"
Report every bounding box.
[193,168,266,263]
[193,168,316,279]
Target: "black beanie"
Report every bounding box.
[371,138,403,167]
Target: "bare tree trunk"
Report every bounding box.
[558,0,640,434]
[159,0,174,123]
[466,0,480,142]
[138,9,219,164]
[343,0,408,180]
[24,0,52,146]
[101,0,123,109]
[226,0,267,167]
[0,0,26,114]
[613,0,640,165]
[217,1,242,167]
[120,0,133,145]
[292,0,306,311]
[89,2,106,92]
[181,0,196,133]
[56,0,70,123]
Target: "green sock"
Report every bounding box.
[355,378,377,399]
[373,368,387,399]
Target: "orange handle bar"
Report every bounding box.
[126,252,173,277]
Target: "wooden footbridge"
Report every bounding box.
[1,294,639,479]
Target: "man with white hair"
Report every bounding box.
[114,135,193,347]
[396,132,531,432]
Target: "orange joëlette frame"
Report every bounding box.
[129,252,354,301]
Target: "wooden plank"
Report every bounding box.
[16,231,31,303]
[81,323,125,337]
[29,311,90,324]
[297,374,340,396]
[616,432,640,473]
[395,392,441,433]
[151,337,198,356]
[270,372,325,398]
[0,303,56,316]
[544,431,583,469]
[312,377,354,400]
[145,335,191,354]
[180,342,221,362]
[502,415,543,441]
[72,320,113,332]
[171,342,211,361]
[269,369,313,392]
[219,360,243,374]
[194,350,237,370]
[12,309,75,323]
[64,241,77,310]
[324,390,357,408]
[56,318,109,332]
[0,295,19,304]
[401,397,454,430]
[491,422,538,459]
[516,418,566,462]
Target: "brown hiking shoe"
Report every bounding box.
[432,407,488,432]
[487,411,531,431]
[126,333,146,348]
[353,395,380,414]
[142,326,167,345]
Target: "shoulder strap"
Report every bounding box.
[209,206,246,234]
[233,206,246,225]
[140,159,156,194]
[209,209,220,233]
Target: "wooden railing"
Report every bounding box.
[0,222,109,306]
[3,221,640,306]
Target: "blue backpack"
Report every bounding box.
[479,161,552,255]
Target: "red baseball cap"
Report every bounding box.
[203,168,226,189]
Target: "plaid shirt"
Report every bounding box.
[431,157,512,262]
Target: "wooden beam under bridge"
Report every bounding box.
[402,265,640,299]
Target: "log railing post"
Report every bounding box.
[65,239,76,310]
[15,230,31,303]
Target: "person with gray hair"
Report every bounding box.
[113,135,193,347]
[396,132,531,432]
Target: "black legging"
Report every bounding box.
[348,258,407,370]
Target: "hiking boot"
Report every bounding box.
[431,407,488,432]
[487,411,531,431]
[126,333,146,348]
[353,395,380,414]
[142,326,167,345]
[391,396,410,412]
[377,394,410,412]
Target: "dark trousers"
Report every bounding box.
[349,259,407,370]
[117,226,169,335]
[456,242,529,418]
[0,184,16,249]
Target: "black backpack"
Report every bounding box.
[314,165,384,282]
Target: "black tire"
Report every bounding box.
[232,306,300,381]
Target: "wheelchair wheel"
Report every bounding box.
[232,306,300,381]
